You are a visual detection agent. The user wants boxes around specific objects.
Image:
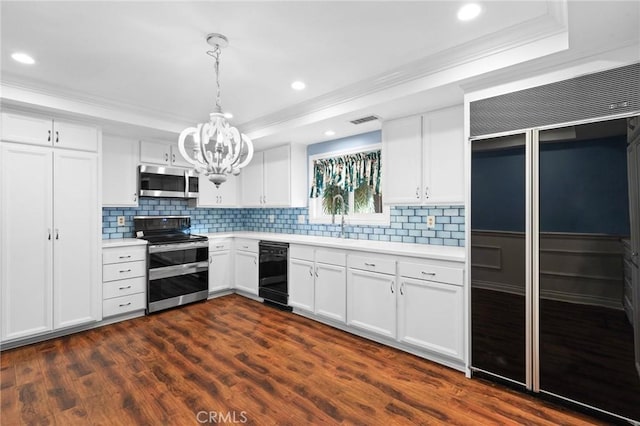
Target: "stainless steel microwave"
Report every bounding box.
[138,165,198,198]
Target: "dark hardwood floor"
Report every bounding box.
[1,294,606,425]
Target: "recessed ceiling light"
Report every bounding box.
[223,112,233,119]
[11,52,35,65]
[324,130,336,137]
[457,3,482,21]
[291,81,306,91]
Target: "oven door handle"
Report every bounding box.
[148,241,210,253]
[148,261,209,280]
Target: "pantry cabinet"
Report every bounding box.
[1,112,99,152]
[102,135,139,207]
[140,139,192,168]
[1,140,101,342]
[382,105,464,205]
[240,144,307,207]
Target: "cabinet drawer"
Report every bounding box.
[290,244,315,261]
[348,254,395,275]
[103,260,146,282]
[209,239,232,252]
[316,249,346,266]
[103,293,146,317]
[399,261,463,286]
[103,246,146,264]
[235,238,259,253]
[103,276,146,299]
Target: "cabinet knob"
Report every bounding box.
[309,266,313,276]
[47,130,51,142]
[315,267,319,277]
[172,153,176,163]
[55,229,59,240]
[165,153,169,162]
[390,281,395,294]
[55,131,59,143]
[47,228,52,240]
[400,282,405,295]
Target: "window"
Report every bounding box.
[308,145,389,225]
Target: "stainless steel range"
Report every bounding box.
[134,216,208,313]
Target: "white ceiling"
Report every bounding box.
[1,1,639,149]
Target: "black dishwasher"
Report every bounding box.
[258,241,291,310]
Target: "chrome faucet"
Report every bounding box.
[332,194,346,238]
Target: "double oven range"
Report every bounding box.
[134,216,208,313]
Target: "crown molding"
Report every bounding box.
[240,0,569,139]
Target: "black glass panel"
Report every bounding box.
[149,272,208,303]
[538,119,640,421]
[140,173,185,192]
[471,133,527,384]
[188,176,199,193]
[149,247,207,268]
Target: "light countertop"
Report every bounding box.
[102,238,147,248]
[205,232,465,262]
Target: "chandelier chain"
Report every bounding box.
[206,46,222,109]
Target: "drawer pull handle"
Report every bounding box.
[421,271,436,276]
[119,255,131,259]
[243,245,249,249]
[216,245,224,249]
[119,302,132,307]
[209,256,213,264]
[119,285,132,290]
[364,262,376,267]
[119,269,132,273]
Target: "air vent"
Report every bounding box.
[350,115,379,125]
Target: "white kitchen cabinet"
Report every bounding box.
[209,239,233,292]
[382,105,464,205]
[0,142,101,342]
[314,263,347,323]
[289,257,315,311]
[102,135,139,207]
[140,139,192,168]
[1,112,99,152]
[102,245,147,318]
[397,260,464,361]
[240,144,307,207]
[198,174,238,207]
[234,240,258,295]
[347,254,397,339]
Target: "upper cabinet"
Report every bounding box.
[382,105,464,205]
[197,173,239,207]
[1,112,99,152]
[102,135,139,207]
[240,144,307,207]
[139,139,192,168]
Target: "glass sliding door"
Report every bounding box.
[471,132,530,386]
[537,118,640,421]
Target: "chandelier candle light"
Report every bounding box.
[178,33,254,187]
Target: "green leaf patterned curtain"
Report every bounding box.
[310,150,381,197]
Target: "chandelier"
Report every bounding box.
[178,33,254,187]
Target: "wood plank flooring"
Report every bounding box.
[1,294,606,425]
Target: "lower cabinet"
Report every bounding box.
[314,263,347,323]
[102,245,147,318]
[209,239,233,293]
[289,257,315,311]
[234,239,258,295]
[347,266,397,339]
[398,261,464,361]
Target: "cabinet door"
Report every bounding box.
[170,145,192,168]
[241,151,264,207]
[198,174,238,207]
[235,250,258,295]
[0,113,52,147]
[382,115,423,204]
[264,145,290,206]
[0,144,53,341]
[423,105,464,204]
[140,140,170,165]
[314,263,346,323]
[398,277,463,361]
[53,150,101,329]
[209,250,232,292]
[347,269,396,338]
[102,135,139,207]
[289,258,315,311]
[53,120,99,152]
